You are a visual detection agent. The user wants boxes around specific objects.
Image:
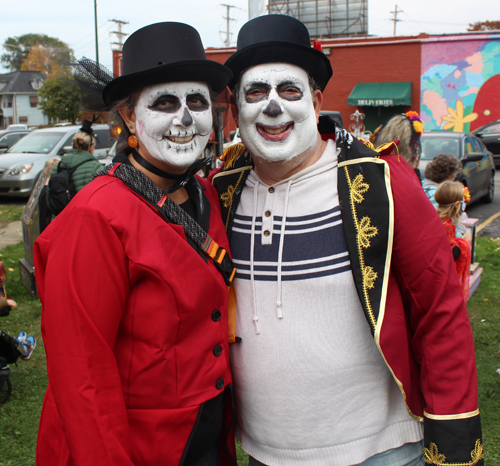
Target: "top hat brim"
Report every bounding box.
[103,59,232,107]
[225,41,333,91]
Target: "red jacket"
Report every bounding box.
[34,174,236,466]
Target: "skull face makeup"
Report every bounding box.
[134,82,213,169]
[237,63,319,163]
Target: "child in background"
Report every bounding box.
[0,261,36,360]
[435,181,471,304]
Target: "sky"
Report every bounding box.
[0,0,495,74]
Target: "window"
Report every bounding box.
[93,129,113,150]
[0,133,24,148]
[3,96,12,108]
[31,78,43,90]
[19,116,28,123]
[472,137,484,154]
[464,137,474,156]
[30,96,38,108]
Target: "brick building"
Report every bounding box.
[112,30,500,137]
[205,31,500,136]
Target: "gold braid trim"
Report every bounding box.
[220,143,246,170]
[344,167,378,329]
[424,440,484,466]
[220,170,246,230]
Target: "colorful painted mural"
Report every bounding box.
[421,35,500,132]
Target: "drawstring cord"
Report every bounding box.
[276,180,292,318]
[250,180,260,335]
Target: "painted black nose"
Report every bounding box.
[263,100,283,117]
[181,108,193,126]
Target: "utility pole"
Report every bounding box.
[390,4,402,36]
[110,19,129,51]
[94,0,99,65]
[220,4,236,47]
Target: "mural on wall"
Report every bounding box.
[421,36,500,132]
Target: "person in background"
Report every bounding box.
[422,153,463,208]
[34,22,236,466]
[435,181,472,303]
[212,14,482,466]
[372,111,424,180]
[0,261,36,361]
[39,120,104,231]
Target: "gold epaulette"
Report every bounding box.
[220,143,246,170]
[357,137,399,157]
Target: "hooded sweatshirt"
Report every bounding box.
[229,139,423,465]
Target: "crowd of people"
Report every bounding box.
[9,14,483,466]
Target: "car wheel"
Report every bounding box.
[480,171,495,204]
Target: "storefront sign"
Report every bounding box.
[357,99,394,107]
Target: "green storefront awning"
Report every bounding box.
[348,82,412,107]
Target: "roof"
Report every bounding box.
[0,71,46,94]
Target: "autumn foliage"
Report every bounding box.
[467,21,500,32]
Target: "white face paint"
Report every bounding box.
[237,63,318,163]
[134,82,212,169]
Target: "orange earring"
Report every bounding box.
[128,135,138,149]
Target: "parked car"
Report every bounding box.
[223,128,242,150]
[320,110,344,127]
[0,130,30,153]
[6,124,28,131]
[472,120,500,168]
[0,124,113,197]
[420,131,495,204]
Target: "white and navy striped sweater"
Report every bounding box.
[230,140,423,465]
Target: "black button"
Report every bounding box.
[216,378,224,390]
[212,309,221,322]
[213,345,222,357]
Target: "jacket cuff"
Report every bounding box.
[424,413,483,465]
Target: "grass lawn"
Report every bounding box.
[0,203,498,464]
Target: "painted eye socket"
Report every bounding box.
[278,85,303,101]
[149,95,180,112]
[244,84,270,103]
[187,94,210,111]
[281,86,301,95]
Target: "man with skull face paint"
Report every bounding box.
[34,23,237,466]
[211,15,482,466]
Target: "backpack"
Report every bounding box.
[47,160,87,216]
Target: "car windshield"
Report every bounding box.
[421,135,460,160]
[7,131,65,154]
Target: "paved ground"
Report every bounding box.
[0,220,22,250]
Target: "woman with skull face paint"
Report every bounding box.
[34,23,237,466]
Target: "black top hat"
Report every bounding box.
[79,119,94,136]
[102,22,232,106]
[225,15,332,91]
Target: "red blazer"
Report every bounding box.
[34,174,236,466]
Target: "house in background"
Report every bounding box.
[0,71,49,129]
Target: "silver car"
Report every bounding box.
[0,124,113,197]
[420,131,495,204]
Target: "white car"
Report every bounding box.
[0,124,113,197]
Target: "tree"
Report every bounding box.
[1,34,74,75]
[38,76,82,124]
[20,43,66,77]
[467,21,500,32]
